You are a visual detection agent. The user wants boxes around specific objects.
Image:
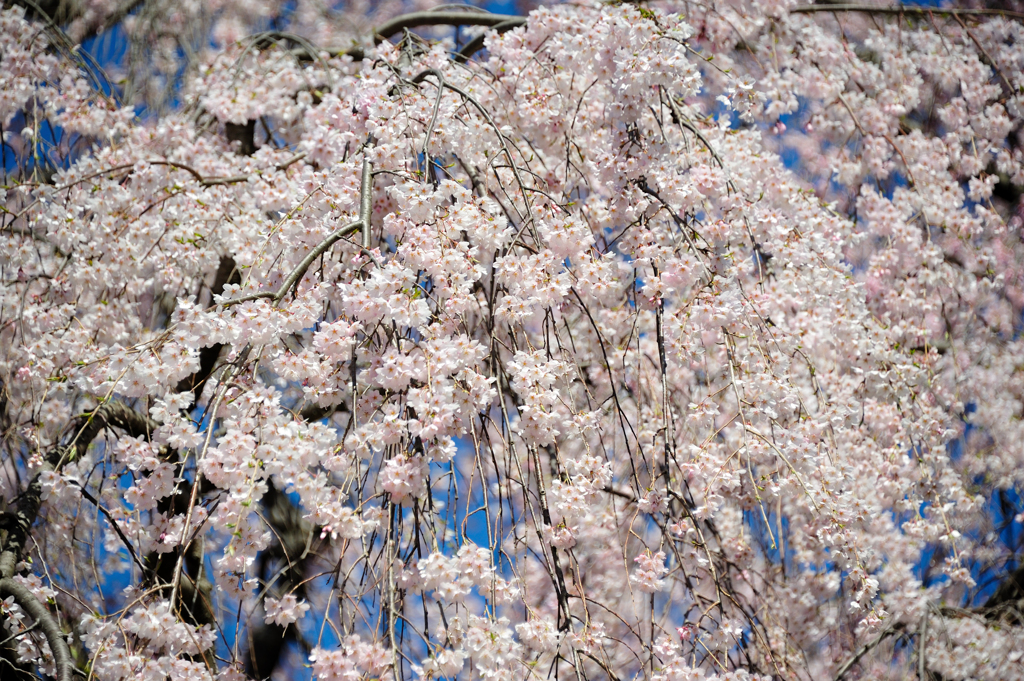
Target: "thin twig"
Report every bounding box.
[949,12,1016,96]
[74,483,147,574]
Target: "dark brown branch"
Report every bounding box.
[150,153,307,188]
[603,485,637,503]
[312,10,526,59]
[298,401,347,422]
[244,483,315,680]
[983,563,1024,624]
[176,256,241,406]
[372,10,522,43]
[455,18,525,63]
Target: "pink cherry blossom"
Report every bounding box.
[2,2,1024,680]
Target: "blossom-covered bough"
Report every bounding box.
[2,0,1024,680]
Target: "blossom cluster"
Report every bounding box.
[1,1,1023,681]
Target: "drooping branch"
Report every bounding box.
[0,400,152,681]
[223,154,374,307]
[243,482,315,680]
[790,3,1024,21]
[222,220,363,307]
[399,69,537,234]
[0,578,73,681]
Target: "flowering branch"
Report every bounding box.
[0,577,72,681]
[224,155,375,306]
[0,401,158,681]
[5,2,1024,680]
[222,220,364,307]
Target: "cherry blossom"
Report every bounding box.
[1,1,1024,680]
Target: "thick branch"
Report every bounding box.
[372,11,523,43]
[455,18,524,63]
[176,256,241,406]
[58,399,156,467]
[243,483,314,680]
[224,151,373,306]
[0,577,72,681]
[983,563,1024,623]
[310,10,526,59]
[222,220,363,307]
